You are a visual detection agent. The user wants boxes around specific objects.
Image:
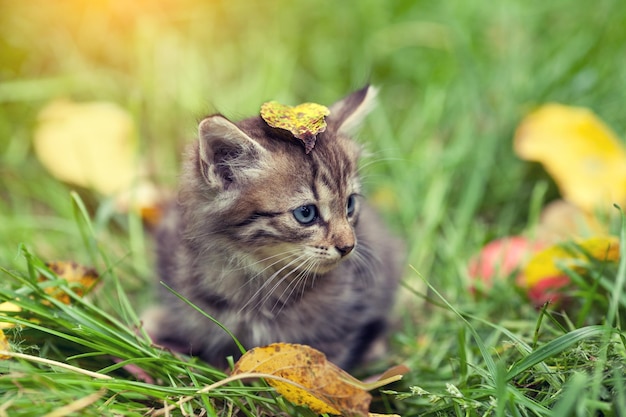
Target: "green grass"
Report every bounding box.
[2,0,626,415]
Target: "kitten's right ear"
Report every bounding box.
[328,85,378,134]
[197,115,267,189]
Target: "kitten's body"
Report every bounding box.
[145,87,403,369]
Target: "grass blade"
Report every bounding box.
[506,325,609,380]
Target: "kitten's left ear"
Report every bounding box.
[197,115,268,190]
[328,85,378,134]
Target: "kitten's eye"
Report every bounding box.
[346,194,357,217]
[293,204,318,225]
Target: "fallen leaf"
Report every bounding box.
[468,236,545,292]
[373,364,410,388]
[33,99,138,195]
[535,199,609,244]
[0,302,22,330]
[517,236,620,305]
[0,329,10,359]
[514,103,626,212]
[113,180,165,228]
[524,275,571,306]
[260,101,330,153]
[233,343,381,416]
[39,261,100,304]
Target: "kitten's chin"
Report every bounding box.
[312,258,345,275]
[313,265,339,275]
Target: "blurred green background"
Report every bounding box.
[1,0,625,299]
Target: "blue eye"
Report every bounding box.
[293,204,318,225]
[346,194,357,217]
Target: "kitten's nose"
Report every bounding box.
[336,244,354,257]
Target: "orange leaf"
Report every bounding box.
[514,104,626,212]
[39,261,100,304]
[232,343,372,416]
[260,101,330,153]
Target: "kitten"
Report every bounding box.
[144,86,403,370]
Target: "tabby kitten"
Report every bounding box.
[144,86,403,370]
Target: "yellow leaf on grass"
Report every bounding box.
[0,302,22,330]
[34,99,137,195]
[514,104,626,212]
[39,261,100,304]
[0,329,10,359]
[260,101,330,154]
[520,236,620,288]
[233,343,374,416]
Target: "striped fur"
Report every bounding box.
[144,86,403,369]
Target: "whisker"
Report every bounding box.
[270,256,319,315]
[350,243,381,283]
[231,248,302,273]
[211,248,302,294]
[238,249,303,289]
[358,154,404,172]
[238,253,309,314]
[255,254,313,310]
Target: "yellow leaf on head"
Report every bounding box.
[260,101,330,154]
[514,104,626,212]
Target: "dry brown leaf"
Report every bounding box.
[40,261,100,304]
[514,103,626,212]
[33,99,138,195]
[232,343,374,416]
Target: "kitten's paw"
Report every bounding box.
[139,306,166,339]
[140,306,191,354]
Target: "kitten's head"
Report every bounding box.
[182,86,377,277]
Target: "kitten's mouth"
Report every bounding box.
[253,246,348,276]
[266,257,339,276]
